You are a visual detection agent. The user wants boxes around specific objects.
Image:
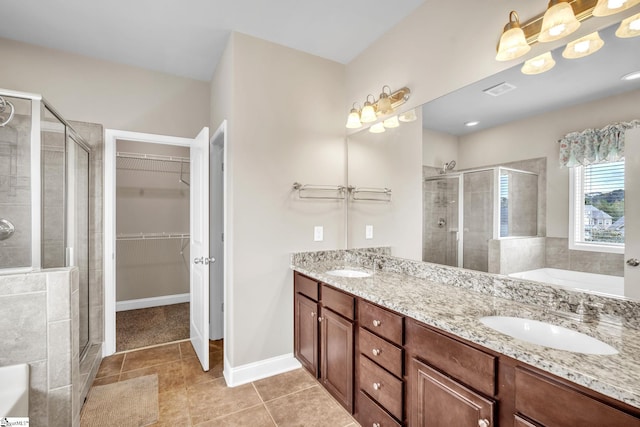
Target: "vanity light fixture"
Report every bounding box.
[345,103,363,129]
[346,86,411,129]
[593,0,640,16]
[521,52,556,75]
[616,12,640,37]
[383,115,400,129]
[539,0,581,42]
[563,31,605,58]
[369,122,386,133]
[399,109,417,122]
[622,70,640,80]
[496,11,531,61]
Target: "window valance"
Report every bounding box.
[558,120,640,167]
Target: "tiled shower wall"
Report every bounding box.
[546,237,624,277]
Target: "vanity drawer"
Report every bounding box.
[406,319,496,397]
[294,273,318,301]
[359,327,402,378]
[359,355,403,420]
[359,300,403,345]
[357,391,401,427]
[515,368,640,427]
[322,285,354,320]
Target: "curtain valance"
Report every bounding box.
[558,120,640,167]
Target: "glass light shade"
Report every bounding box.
[345,110,362,129]
[399,109,417,122]
[563,32,605,59]
[593,0,640,16]
[496,12,531,61]
[383,115,400,128]
[616,12,640,38]
[521,52,556,75]
[360,103,377,123]
[538,1,581,43]
[377,93,393,115]
[369,122,386,133]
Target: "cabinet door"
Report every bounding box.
[294,293,318,377]
[410,358,495,427]
[320,307,354,413]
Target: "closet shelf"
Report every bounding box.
[116,232,190,241]
[116,151,190,174]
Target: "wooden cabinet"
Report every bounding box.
[294,292,318,376]
[410,357,495,427]
[320,306,354,412]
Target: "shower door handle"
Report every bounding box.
[627,258,640,267]
[194,257,216,265]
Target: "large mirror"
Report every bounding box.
[347,17,640,299]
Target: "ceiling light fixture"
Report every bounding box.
[593,0,640,16]
[496,11,531,61]
[562,31,605,58]
[521,52,556,75]
[346,86,411,129]
[465,121,480,127]
[616,12,640,37]
[622,70,640,80]
[539,0,581,42]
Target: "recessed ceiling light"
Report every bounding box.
[465,121,480,127]
[622,71,640,81]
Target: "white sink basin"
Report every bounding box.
[325,269,371,278]
[480,316,618,355]
[0,363,29,417]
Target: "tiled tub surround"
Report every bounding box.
[0,268,101,427]
[291,249,640,410]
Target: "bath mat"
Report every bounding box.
[80,374,159,426]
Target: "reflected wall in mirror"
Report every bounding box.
[347,18,640,299]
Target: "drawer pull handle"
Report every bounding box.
[372,348,381,356]
[478,419,490,427]
[373,382,381,390]
[372,319,382,327]
[373,423,381,427]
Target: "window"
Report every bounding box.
[570,160,624,253]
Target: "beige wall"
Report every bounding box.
[457,88,640,238]
[210,33,346,367]
[0,38,210,137]
[423,127,458,168]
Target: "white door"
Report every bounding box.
[625,127,640,300]
[209,122,225,340]
[190,126,211,371]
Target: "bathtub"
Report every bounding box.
[0,363,29,417]
[509,268,624,297]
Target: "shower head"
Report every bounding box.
[0,97,15,127]
[439,160,457,174]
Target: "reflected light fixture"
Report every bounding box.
[377,86,394,115]
[622,70,640,80]
[593,0,640,16]
[563,31,604,59]
[369,122,386,134]
[521,52,556,75]
[383,115,400,129]
[345,103,362,129]
[616,12,640,38]
[465,121,480,127]
[496,11,531,61]
[399,109,417,122]
[360,95,377,123]
[538,0,581,43]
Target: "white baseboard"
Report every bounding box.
[223,353,302,387]
[116,293,190,312]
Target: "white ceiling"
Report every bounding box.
[0,0,425,81]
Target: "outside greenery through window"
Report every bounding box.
[573,160,624,248]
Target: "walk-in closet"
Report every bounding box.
[115,140,190,351]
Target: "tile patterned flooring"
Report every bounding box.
[84,340,359,426]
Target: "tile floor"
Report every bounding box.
[84,340,359,426]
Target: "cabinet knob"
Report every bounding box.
[373,423,381,427]
[478,419,490,427]
[372,348,381,356]
[317,317,323,323]
[373,382,381,390]
[372,319,382,327]
[311,312,316,317]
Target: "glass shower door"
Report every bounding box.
[423,175,460,267]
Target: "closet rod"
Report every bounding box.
[116,151,189,163]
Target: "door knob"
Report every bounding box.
[194,257,203,264]
[478,419,490,427]
[627,258,640,267]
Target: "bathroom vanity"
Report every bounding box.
[292,251,640,427]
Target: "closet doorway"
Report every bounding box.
[104,127,225,373]
[114,140,191,351]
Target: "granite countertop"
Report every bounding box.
[291,259,640,410]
